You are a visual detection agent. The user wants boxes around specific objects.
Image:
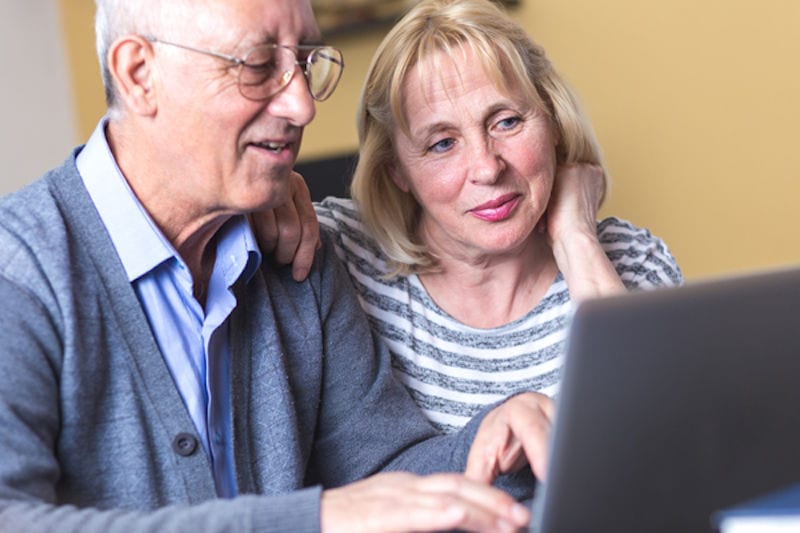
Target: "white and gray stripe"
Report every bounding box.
[316,197,683,433]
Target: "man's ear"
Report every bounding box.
[107,35,157,116]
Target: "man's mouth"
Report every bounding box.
[252,141,289,153]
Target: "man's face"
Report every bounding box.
[152,0,319,216]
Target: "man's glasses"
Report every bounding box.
[146,37,344,102]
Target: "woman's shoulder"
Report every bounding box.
[596,216,683,287]
[596,216,670,248]
[314,196,368,244]
[314,196,360,227]
[314,196,395,277]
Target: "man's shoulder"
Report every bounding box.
[1,153,83,232]
[0,150,83,219]
[0,176,63,258]
[0,151,96,286]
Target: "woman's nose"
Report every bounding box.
[470,141,506,184]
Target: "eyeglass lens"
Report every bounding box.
[238,45,343,101]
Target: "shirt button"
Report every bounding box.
[171,432,198,457]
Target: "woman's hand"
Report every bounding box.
[543,163,625,302]
[249,171,320,281]
[465,392,555,484]
[542,163,605,245]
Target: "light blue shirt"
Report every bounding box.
[76,118,261,498]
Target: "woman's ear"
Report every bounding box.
[388,162,411,193]
[107,35,157,116]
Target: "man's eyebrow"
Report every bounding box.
[244,28,322,46]
[256,37,325,47]
[299,27,325,46]
[299,36,325,47]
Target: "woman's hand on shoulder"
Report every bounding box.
[249,171,320,281]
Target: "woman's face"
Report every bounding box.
[390,47,557,263]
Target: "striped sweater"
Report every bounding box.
[316,197,683,433]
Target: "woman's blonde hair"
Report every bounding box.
[351,0,605,276]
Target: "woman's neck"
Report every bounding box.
[417,235,558,329]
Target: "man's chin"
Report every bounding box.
[246,179,292,213]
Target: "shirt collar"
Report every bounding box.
[215,216,262,287]
[76,117,262,283]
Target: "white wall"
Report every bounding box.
[0,2,78,196]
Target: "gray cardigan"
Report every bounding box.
[0,151,531,532]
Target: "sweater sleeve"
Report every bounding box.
[0,173,329,532]
[302,233,535,500]
[0,271,330,532]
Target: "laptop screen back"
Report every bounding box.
[532,266,800,533]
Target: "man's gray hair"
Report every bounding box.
[94,0,162,108]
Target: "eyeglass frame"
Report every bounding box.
[144,36,344,102]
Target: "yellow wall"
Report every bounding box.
[59,0,105,138]
[60,0,800,280]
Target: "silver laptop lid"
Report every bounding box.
[531,266,800,533]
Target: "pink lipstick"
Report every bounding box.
[469,194,520,222]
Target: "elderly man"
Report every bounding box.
[0,1,551,531]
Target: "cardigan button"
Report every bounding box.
[171,432,198,457]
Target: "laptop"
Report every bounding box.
[529,265,800,533]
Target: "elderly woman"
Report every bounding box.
[274,0,682,433]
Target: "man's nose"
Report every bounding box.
[268,66,316,127]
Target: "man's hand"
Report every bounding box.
[465,392,555,484]
[250,171,320,281]
[320,472,531,533]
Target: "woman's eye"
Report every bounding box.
[496,116,521,130]
[428,138,455,154]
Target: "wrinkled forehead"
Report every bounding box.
[411,44,511,88]
[165,0,321,47]
[396,43,526,123]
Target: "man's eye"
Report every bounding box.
[241,61,278,85]
[245,60,277,74]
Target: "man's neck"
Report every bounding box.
[106,118,231,308]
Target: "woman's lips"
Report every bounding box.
[469,194,521,222]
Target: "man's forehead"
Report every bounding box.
[205,0,320,41]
